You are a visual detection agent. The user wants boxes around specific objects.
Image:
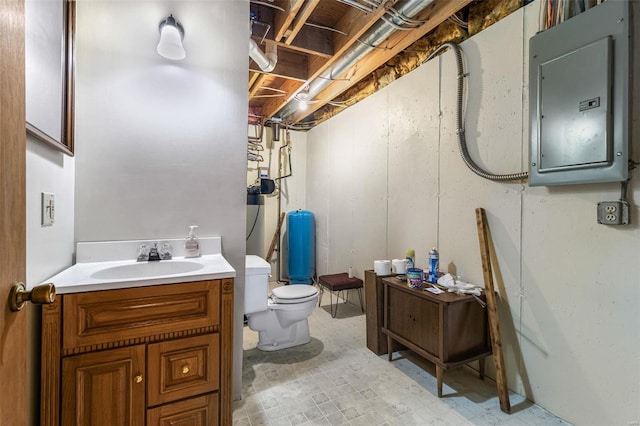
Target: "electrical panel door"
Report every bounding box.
[529,0,630,186]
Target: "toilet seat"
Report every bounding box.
[270,285,319,304]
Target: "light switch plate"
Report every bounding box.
[41,192,54,227]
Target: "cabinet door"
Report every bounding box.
[147,394,218,426]
[62,345,145,426]
[387,287,439,355]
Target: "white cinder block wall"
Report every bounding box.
[302,1,640,425]
[74,1,249,401]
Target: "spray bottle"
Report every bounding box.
[427,247,439,283]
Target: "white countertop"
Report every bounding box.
[43,237,236,294]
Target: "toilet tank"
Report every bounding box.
[244,255,271,314]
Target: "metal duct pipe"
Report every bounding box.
[276,0,435,120]
[249,38,277,72]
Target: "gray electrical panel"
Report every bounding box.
[529,0,630,186]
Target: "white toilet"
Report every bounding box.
[244,255,319,351]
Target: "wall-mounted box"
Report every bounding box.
[529,0,631,186]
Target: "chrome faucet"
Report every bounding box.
[137,242,172,262]
[148,244,161,261]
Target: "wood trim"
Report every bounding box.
[63,0,76,154]
[41,301,62,426]
[25,0,76,155]
[62,325,219,356]
[219,278,234,425]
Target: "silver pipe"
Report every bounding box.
[249,38,277,72]
[276,0,435,120]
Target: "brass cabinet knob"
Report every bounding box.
[134,374,143,384]
[181,365,190,374]
[9,282,56,312]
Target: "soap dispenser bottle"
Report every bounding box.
[184,225,201,258]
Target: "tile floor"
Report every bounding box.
[233,285,570,426]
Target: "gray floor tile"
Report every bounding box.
[234,283,571,426]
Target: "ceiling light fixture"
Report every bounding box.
[157,14,185,60]
[294,86,313,111]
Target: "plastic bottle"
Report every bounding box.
[405,249,415,271]
[184,225,201,258]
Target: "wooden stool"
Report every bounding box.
[317,273,364,318]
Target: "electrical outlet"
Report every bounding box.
[597,201,630,225]
[41,192,54,227]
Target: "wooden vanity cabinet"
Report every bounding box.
[41,278,234,426]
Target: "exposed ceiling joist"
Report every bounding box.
[285,0,321,45]
[247,0,525,128]
[273,0,305,41]
[258,0,399,119]
[287,0,476,123]
[249,46,309,82]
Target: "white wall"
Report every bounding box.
[26,136,75,425]
[305,2,640,425]
[74,0,248,400]
[26,137,75,286]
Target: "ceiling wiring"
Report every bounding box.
[304,21,349,36]
[249,0,285,12]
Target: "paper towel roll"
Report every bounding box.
[374,260,391,275]
[392,259,407,274]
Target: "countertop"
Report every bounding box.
[42,237,236,294]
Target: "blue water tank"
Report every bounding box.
[287,210,315,284]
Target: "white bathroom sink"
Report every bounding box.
[90,260,204,280]
[44,244,236,294]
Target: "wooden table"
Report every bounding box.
[381,277,492,397]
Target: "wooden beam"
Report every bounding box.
[329,0,398,56]
[248,71,261,90]
[287,0,475,123]
[271,38,332,59]
[249,74,270,99]
[260,0,396,119]
[274,0,305,42]
[476,208,511,414]
[249,47,309,82]
[288,25,333,57]
[285,0,320,45]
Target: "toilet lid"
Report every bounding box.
[271,285,318,303]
